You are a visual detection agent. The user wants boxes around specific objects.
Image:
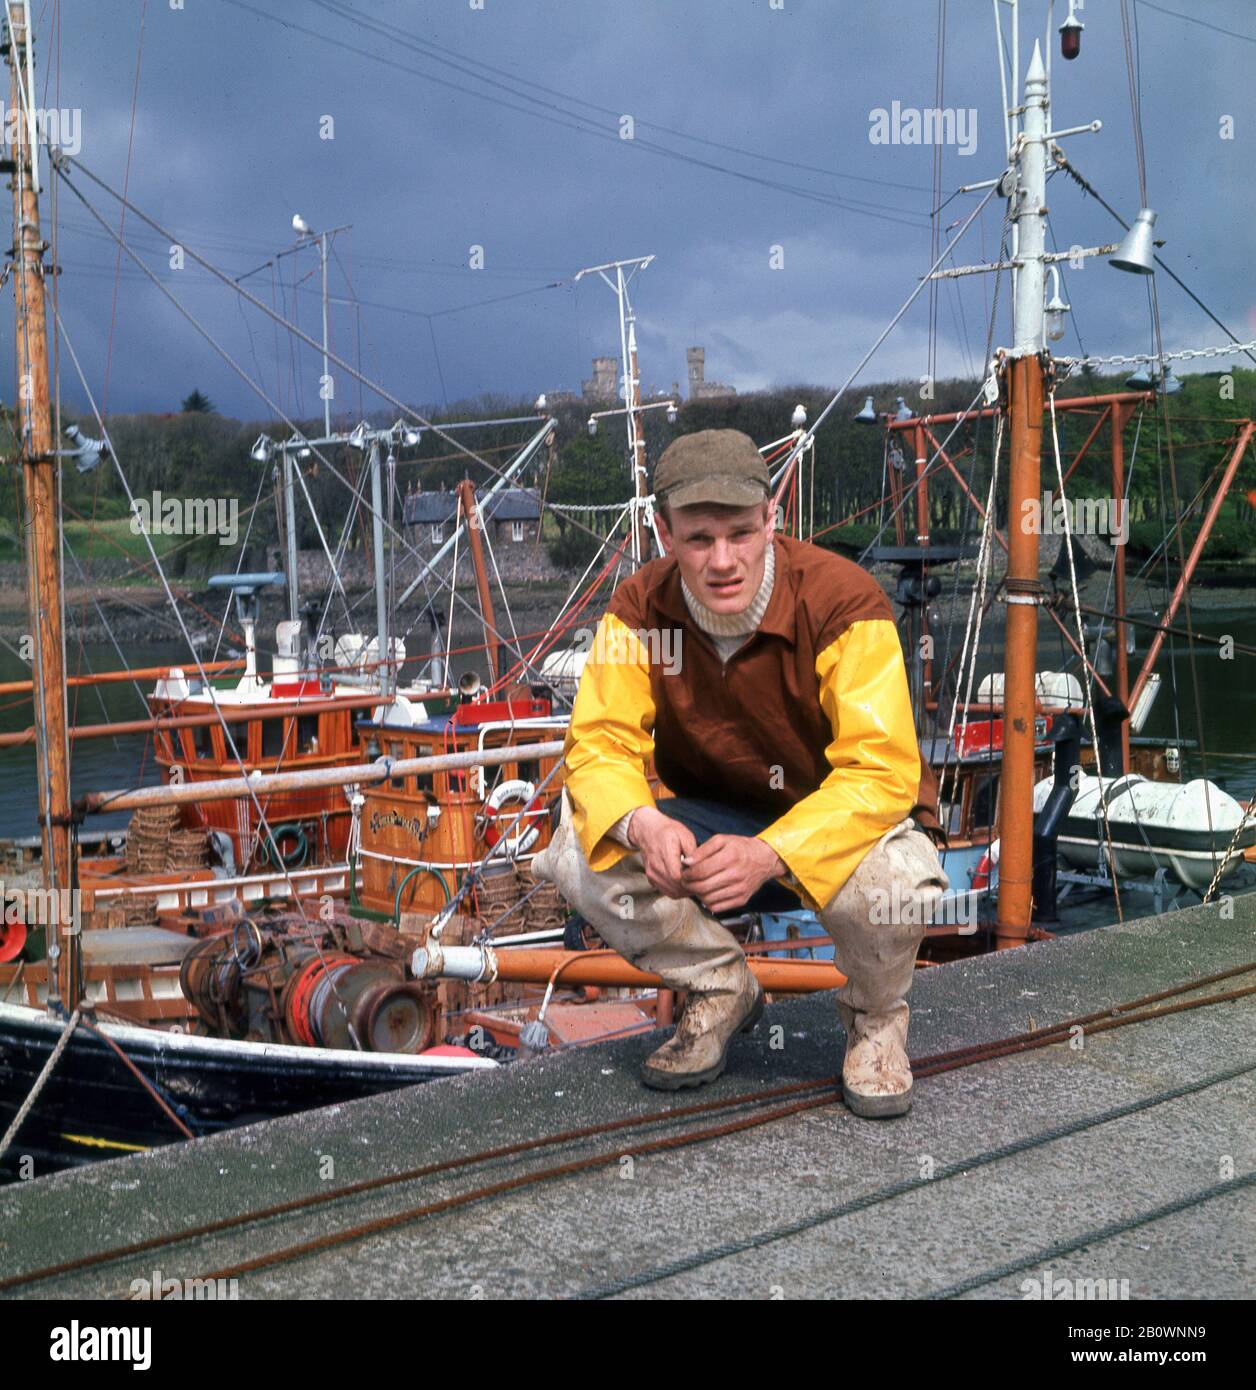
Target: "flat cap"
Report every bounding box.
[653,429,770,509]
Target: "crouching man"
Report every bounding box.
[532,429,947,1117]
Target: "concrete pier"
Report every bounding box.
[2,898,1253,1300]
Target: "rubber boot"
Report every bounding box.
[640,968,764,1091]
[836,1001,913,1118]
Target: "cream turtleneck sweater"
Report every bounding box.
[608,543,777,848]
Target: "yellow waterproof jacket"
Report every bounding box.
[563,535,938,909]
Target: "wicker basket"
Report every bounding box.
[523,877,566,932]
[168,829,209,871]
[476,865,528,932]
[124,805,182,875]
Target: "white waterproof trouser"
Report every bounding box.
[532,791,949,1009]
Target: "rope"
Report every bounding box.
[930,1170,1256,1300]
[581,1058,1256,1300]
[0,1007,81,1163]
[1047,388,1124,921]
[936,412,1002,815]
[771,185,998,485]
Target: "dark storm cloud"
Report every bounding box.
[11,0,1254,422]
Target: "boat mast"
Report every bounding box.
[368,438,392,696]
[626,311,649,564]
[458,477,501,685]
[997,37,1049,948]
[574,256,656,569]
[4,0,78,1004]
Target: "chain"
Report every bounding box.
[1056,339,1256,372]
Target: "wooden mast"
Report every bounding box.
[458,477,500,685]
[4,1,78,1005]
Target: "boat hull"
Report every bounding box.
[0,1002,495,1179]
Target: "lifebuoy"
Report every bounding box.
[0,916,27,964]
[477,778,544,856]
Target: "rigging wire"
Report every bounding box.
[52,165,583,709]
[220,0,934,230]
[1120,0,1217,864]
[1047,388,1124,921]
[50,304,369,1046]
[312,0,937,194]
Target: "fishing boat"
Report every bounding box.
[4,0,1256,1178]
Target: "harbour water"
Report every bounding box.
[1,601,1253,840]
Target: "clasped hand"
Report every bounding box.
[627,806,786,914]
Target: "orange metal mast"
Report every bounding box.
[995,40,1050,948]
[998,354,1045,944]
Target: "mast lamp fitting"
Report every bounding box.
[1059,2,1084,61]
[1045,267,1070,343]
[1110,209,1158,275]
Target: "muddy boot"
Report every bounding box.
[641,969,764,1091]
[836,1001,913,1118]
